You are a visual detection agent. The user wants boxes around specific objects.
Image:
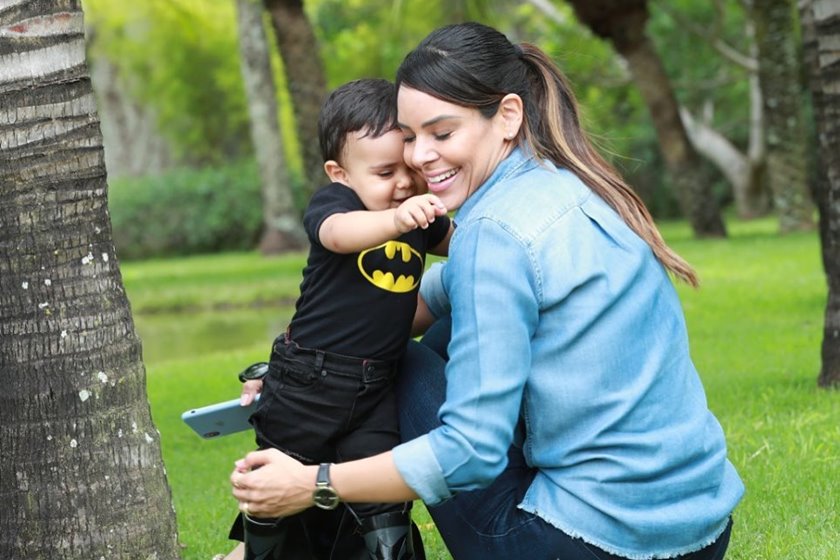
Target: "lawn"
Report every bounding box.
[124,217,839,560]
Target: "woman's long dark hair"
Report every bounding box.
[396,22,698,287]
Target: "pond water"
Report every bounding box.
[133,305,294,365]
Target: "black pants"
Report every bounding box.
[250,334,406,519]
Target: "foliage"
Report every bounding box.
[108,160,263,260]
[82,0,251,165]
[80,0,785,226]
[127,218,839,559]
[308,0,506,87]
[649,0,754,144]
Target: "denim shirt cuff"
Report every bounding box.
[393,435,452,505]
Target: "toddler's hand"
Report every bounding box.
[394,194,447,233]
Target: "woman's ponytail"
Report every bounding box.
[518,44,698,287]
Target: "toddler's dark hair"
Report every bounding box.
[318,78,397,164]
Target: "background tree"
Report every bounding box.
[0,1,181,557]
[750,0,815,233]
[562,0,728,237]
[264,0,327,196]
[86,30,173,178]
[799,0,839,387]
[655,0,771,219]
[82,0,252,167]
[235,0,306,253]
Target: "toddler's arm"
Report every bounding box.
[319,194,446,254]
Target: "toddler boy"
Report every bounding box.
[238,78,451,560]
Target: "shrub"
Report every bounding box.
[108,160,263,260]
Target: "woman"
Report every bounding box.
[231,22,744,560]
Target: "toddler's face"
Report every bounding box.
[340,128,422,211]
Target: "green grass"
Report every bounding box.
[122,252,306,314]
[126,217,839,560]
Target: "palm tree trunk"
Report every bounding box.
[799,0,840,387]
[750,0,816,233]
[0,2,181,557]
[235,0,306,253]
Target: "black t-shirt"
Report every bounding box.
[288,183,451,362]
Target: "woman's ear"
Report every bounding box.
[497,93,524,139]
[324,160,348,184]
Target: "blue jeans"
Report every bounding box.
[395,318,732,560]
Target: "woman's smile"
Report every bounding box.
[426,167,460,192]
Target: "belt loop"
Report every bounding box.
[314,350,326,374]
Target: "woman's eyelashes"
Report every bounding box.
[401,131,452,144]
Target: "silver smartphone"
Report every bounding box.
[181,395,260,439]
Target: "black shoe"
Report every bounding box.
[242,515,302,560]
[359,511,423,560]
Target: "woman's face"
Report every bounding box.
[397,86,516,212]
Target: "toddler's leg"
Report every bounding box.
[359,506,424,560]
[242,516,289,560]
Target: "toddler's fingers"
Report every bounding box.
[425,194,447,214]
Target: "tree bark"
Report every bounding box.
[235,0,306,254]
[263,0,327,198]
[799,0,840,387]
[751,0,816,233]
[0,1,181,557]
[566,0,727,237]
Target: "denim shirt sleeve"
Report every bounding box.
[393,217,540,504]
[419,261,450,319]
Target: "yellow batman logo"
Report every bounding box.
[357,241,422,293]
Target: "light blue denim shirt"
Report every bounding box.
[392,148,744,559]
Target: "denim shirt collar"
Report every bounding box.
[455,147,536,223]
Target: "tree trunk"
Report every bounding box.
[88,54,173,178]
[676,13,771,220]
[263,0,327,198]
[799,0,840,387]
[751,0,816,233]
[0,2,181,557]
[235,0,306,254]
[680,106,769,219]
[566,0,727,237]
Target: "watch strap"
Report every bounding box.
[316,462,331,486]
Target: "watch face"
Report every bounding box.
[313,486,340,510]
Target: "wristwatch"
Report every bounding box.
[238,362,269,383]
[312,463,340,510]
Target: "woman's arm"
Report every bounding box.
[429,221,454,256]
[411,293,436,337]
[230,449,417,518]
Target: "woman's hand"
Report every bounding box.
[230,449,318,518]
[239,379,262,406]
